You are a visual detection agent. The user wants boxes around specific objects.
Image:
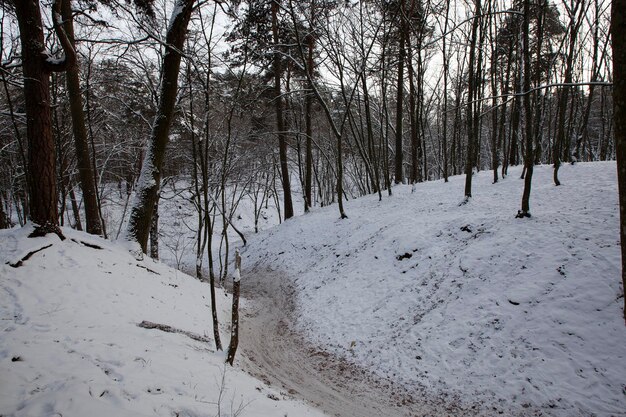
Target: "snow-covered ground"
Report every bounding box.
[241,161,626,416]
[0,225,324,417]
[2,162,624,416]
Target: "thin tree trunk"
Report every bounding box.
[442,0,450,183]
[554,0,582,185]
[518,0,534,217]
[464,0,481,199]
[394,2,406,184]
[409,44,419,184]
[69,186,83,231]
[304,2,315,212]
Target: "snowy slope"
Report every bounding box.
[0,225,325,417]
[242,162,626,416]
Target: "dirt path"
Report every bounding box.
[237,266,470,417]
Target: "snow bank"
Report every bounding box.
[242,162,626,416]
[0,225,324,417]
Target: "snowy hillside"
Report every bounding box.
[241,162,626,416]
[0,225,324,417]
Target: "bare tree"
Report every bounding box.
[59,0,103,235]
[125,0,196,254]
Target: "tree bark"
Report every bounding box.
[442,0,450,183]
[611,0,626,321]
[272,0,294,220]
[554,0,582,185]
[304,2,315,212]
[14,0,68,238]
[60,0,103,235]
[464,0,481,199]
[149,192,159,260]
[394,1,406,184]
[126,0,195,253]
[226,250,241,365]
[518,0,534,217]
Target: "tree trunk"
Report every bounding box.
[226,250,242,365]
[15,0,69,239]
[60,0,103,236]
[272,0,294,220]
[0,196,10,229]
[69,186,83,231]
[518,0,534,217]
[409,44,419,184]
[464,0,481,199]
[304,2,315,212]
[394,3,406,184]
[149,192,160,260]
[611,0,626,321]
[442,0,450,183]
[554,0,582,185]
[125,0,195,253]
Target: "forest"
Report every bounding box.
[2,0,625,316]
[0,0,617,231]
[2,0,626,415]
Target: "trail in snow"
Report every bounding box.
[237,266,540,417]
[238,267,426,417]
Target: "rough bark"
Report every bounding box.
[272,0,294,220]
[0,197,10,229]
[149,193,159,260]
[611,0,626,321]
[59,0,103,235]
[226,250,241,365]
[14,0,68,239]
[126,0,195,253]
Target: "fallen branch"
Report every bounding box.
[7,244,53,268]
[70,238,103,250]
[137,320,212,344]
[136,264,161,275]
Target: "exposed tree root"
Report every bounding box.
[28,223,65,241]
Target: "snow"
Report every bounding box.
[3,161,624,416]
[241,161,626,416]
[0,224,325,417]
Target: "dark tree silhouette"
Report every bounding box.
[611,0,626,321]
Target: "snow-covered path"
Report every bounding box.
[237,267,456,417]
[237,266,548,416]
